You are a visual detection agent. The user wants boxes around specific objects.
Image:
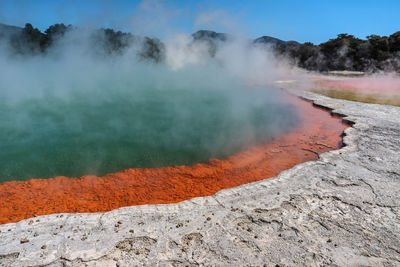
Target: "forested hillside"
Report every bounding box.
[1,23,399,72]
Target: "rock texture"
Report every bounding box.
[1,90,399,267]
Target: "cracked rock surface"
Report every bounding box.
[0,90,399,267]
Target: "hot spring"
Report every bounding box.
[0,73,298,182]
[0,30,349,224]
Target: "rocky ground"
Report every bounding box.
[0,90,399,267]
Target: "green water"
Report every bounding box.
[0,86,298,182]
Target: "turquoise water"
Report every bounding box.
[0,85,298,182]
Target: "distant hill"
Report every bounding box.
[192,30,229,42]
[191,30,299,47]
[0,23,22,37]
[254,36,299,46]
[190,30,231,56]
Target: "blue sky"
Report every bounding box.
[0,0,399,44]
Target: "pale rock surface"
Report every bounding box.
[1,90,399,266]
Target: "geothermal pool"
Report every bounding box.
[0,28,351,224]
[0,86,297,182]
[0,88,349,224]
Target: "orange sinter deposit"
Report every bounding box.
[0,92,349,224]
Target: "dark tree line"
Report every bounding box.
[0,23,165,62]
[269,32,400,72]
[4,23,73,54]
[1,22,400,72]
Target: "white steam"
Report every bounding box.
[0,1,302,180]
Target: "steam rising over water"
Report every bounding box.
[0,80,297,181]
[0,28,299,182]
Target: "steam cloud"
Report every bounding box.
[0,6,299,181]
